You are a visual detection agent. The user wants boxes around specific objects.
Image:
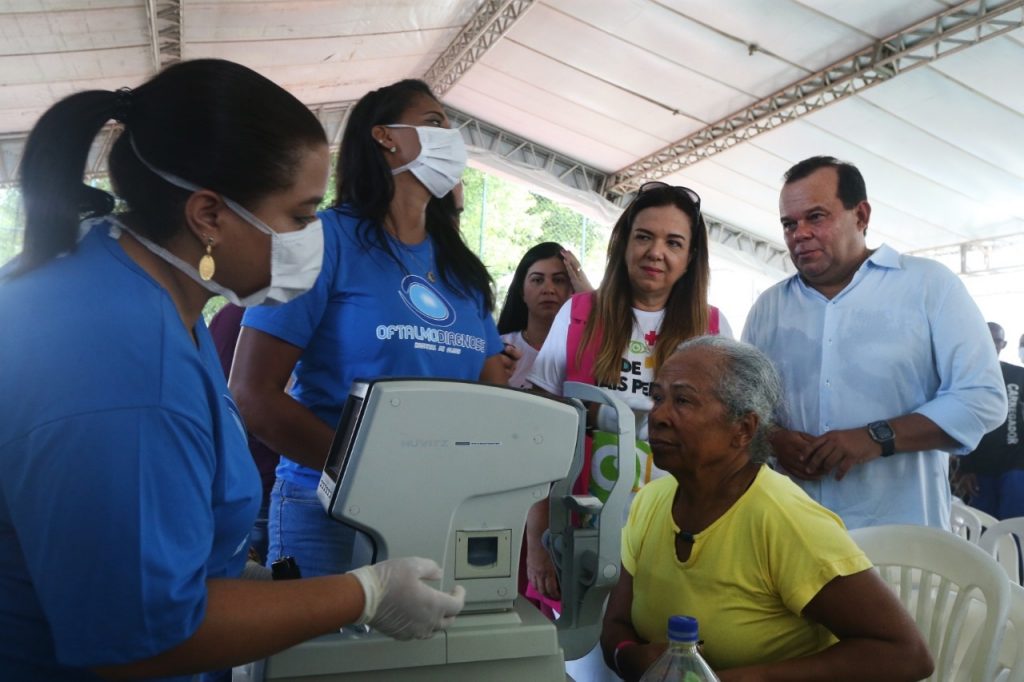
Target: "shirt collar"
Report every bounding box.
[865,243,901,270]
[789,243,901,300]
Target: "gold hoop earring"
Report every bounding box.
[198,238,215,281]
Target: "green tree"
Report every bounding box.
[459,167,613,313]
[1,163,611,321]
[524,191,612,286]
[0,188,23,267]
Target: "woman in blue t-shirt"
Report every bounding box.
[231,79,511,578]
[0,60,463,682]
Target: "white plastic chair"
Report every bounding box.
[851,524,1010,682]
[951,499,984,543]
[969,504,1001,533]
[994,583,1024,682]
[980,517,1024,585]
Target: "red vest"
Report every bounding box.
[564,291,720,383]
[562,291,720,497]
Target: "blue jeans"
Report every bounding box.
[267,478,374,577]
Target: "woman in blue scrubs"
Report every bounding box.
[0,59,463,681]
[230,79,511,577]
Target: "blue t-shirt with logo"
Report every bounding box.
[243,205,504,488]
[0,220,260,680]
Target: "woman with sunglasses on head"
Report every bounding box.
[230,79,510,579]
[523,183,732,617]
[498,241,592,388]
[0,60,463,682]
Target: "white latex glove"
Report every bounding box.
[347,557,466,641]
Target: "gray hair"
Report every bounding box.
[674,336,782,463]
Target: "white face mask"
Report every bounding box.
[128,139,323,307]
[387,124,467,198]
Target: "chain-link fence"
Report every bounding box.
[459,167,612,314]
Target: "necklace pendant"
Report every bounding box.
[427,271,436,283]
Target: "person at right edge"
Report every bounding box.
[742,155,1005,530]
[953,321,1024,519]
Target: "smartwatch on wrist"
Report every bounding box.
[867,420,896,457]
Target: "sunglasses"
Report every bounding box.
[636,181,702,214]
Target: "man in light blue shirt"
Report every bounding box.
[742,156,1006,530]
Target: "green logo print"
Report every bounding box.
[588,430,653,503]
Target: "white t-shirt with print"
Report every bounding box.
[500,330,540,389]
[528,303,665,440]
[528,300,733,487]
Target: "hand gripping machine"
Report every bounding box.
[251,379,634,681]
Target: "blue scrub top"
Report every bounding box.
[243,205,504,488]
[0,220,260,680]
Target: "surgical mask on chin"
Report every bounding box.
[126,137,324,307]
[112,214,322,307]
[387,124,467,198]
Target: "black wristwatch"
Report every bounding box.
[867,420,896,457]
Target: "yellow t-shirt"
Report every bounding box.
[622,466,872,671]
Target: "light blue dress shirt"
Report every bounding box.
[742,245,1006,530]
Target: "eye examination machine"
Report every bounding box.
[251,379,634,681]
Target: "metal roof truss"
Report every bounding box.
[604,0,1024,195]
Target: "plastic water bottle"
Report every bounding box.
[638,615,720,682]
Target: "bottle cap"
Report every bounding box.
[667,615,699,642]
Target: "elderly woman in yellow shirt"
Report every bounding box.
[601,336,933,682]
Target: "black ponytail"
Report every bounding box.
[17,90,121,272]
[12,59,327,277]
[427,192,495,312]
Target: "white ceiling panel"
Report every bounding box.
[927,31,1024,117]
[255,58,441,104]
[0,6,146,54]
[795,96,1024,231]
[692,141,799,199]
[189,32,448,70]
[661,173,790,246]
[184,1,471,42]
[788,0,952,39]
[473,38,702,144]
[739,118,975,245]
[508,2,756,126]
[0,1,139,11]
[663,161,782,233]
[1,0,1021,274]
[858,67,1024,181]
[444,81,641,170]
[454,63,667,158]
[654,0,878,72]
[542,0,803,98]
[0,47,149,85]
